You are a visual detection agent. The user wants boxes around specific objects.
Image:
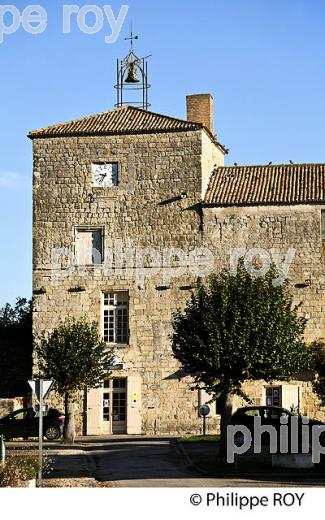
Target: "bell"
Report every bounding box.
[125,62,140,83]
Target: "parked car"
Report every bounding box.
[230,406,325,448]
[0,407,64,440]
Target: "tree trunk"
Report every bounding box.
[219,392,234,458]
[63,392,76,443]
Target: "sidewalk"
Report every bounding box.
[177,439,325,484]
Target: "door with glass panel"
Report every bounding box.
[102,378,127,434]
[102,380,112,434]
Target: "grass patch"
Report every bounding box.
[178,434,220,443]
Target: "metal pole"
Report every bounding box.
[298,386,301,416]
[116,59,120,107]
[146,61,148,110]
[142,58,145,110]
[0,435,5,464]
[38,378,43,487]
[203,415,206,436]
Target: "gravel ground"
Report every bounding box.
[43,478,111,487]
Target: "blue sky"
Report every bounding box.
[0,0,324,306]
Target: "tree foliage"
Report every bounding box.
[36,317,114,441]
[0,298,33,396]
[37,317,113,394]
[172,263,310,399]
[172,262,311,454]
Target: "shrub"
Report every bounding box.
[0,452,52,487]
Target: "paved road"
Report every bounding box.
[8,436,325,487]
[46,436,205,487]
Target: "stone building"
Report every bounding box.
[29,91,325,435]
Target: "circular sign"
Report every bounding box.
[199,404,210,417]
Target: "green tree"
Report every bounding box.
[172,262,311,455]
[36,317,114,442]
[0,298,33,397]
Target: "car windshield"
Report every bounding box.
[244,409,260,417]
[11,410,27,420]
[262,408,291,419]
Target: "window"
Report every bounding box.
[265,386,281,407]
[103,292,129,344]
[75,227,103,265]
[321,210,325,242]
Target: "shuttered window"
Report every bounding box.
[75,227,103,265]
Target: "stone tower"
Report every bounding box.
[30,98,226,434]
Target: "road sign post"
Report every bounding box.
[38,379,43,487]
[28,378,53,488]
[0,434,5,465]
[199,404,210,437]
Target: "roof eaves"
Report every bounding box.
[203,199,325,208]
[28,126,205,140]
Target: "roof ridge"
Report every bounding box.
[122,105,203,127]
[217,162,325,169]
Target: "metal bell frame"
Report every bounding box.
[115,46,151,110]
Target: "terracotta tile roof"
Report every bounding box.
[204,163,325,206]
[29,104,208,139]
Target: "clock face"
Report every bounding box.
[92,163,118,187]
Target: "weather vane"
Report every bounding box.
[125,24,138,51]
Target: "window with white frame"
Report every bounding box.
[75,227,103,265]
[265,386,281,407]
[103,292,129,344]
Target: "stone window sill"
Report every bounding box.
[105,343,129,348]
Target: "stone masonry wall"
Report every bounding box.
[33,129,222,435]
[203,204,325,421]
[201,131,224,197]
[203,204,325,342]
[33,124,325,432]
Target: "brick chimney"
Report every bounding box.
[186,94,214,135]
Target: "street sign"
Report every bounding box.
[199,404,210,436]
[28,379,53,403]
[34,404,48,414]
[199,404,210,417]
[27,378,53,488]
